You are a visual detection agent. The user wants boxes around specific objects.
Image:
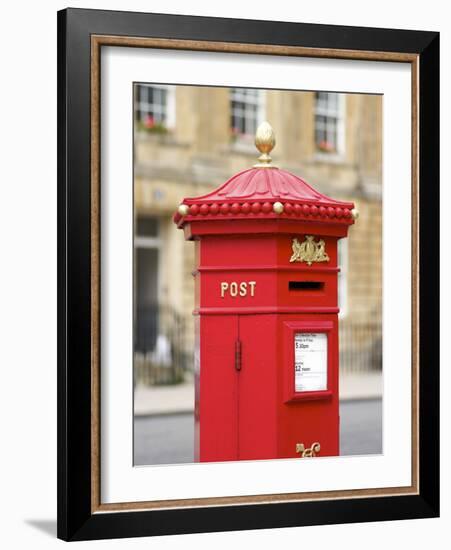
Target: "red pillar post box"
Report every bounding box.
[174,122,357,462]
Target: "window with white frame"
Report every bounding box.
[230,88,265,140]
[135,84,176,131]
[337,238,348,317]
[314,92,345,154]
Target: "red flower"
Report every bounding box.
[318,140,334,152]
[145,115,155,128]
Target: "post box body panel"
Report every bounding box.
[196,233,339,312]
[195,312,339,462]
[193,230,341,462]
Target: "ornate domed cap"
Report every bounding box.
[174,122,357,226]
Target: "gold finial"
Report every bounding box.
[351,207,359,220]
[254,121,277,168]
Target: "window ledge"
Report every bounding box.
[312,151,346,164]
[134,130,189,148]
[225,140,258,156]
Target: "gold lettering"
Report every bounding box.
[220,281,257,297]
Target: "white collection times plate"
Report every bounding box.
[295,333,328,392]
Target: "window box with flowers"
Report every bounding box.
[316,140,336,153]
[137,115,169,136]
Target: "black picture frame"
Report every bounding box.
[57,7,439,541]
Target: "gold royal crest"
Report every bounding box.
[290,236,329,266]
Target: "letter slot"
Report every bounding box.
[289,281,325,291]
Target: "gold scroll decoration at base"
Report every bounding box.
[295,442,321,458]
[290,236,329,266]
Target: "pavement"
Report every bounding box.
[134,371,382,416]
[134,380,195,416]
[340,371,382,400]
[134,398,382,465]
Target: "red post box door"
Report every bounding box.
[237,315,279,460]
[197,314,239,463]
[197,314,279,462]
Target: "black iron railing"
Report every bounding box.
[134,304,191,386]
[339,315,382,373]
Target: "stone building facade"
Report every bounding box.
[133,85,382,381]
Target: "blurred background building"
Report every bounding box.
[133,84,382,404]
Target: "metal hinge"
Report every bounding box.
[235,339,242,371]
